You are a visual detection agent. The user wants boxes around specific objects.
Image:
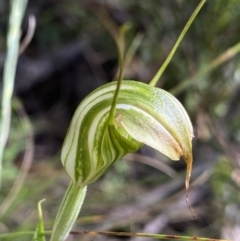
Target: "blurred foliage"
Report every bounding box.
[2,115,24,181]
[0,0,240,240]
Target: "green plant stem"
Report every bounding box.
[50,183,87,241]
[0,230,231,241]
[0,231,52,239]
[0,97,34,217]
[0,0,28,187]
[170,41,240,95]
[124,33,144,68]
[149,0,206,87]
[36,199,46,241]
[73,231,232,241]
[108,24,130,125]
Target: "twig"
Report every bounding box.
[19,14,36,55]
[70,230,232,241]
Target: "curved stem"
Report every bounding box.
[149,0,206,87]
[108,24,130,125]
[0,98,34,217]
[50,182,87,241]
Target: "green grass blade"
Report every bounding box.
[0,231,51,240]
[33,199,46,241]
[0,0,28,187]
[170,41,240,95]
[149,0,206,87]
[0,97,34,217]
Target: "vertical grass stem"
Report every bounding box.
[0,0,28,187]
[149,0,206,87]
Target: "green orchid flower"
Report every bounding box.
[50,1,205,240]
[61,80,193,189]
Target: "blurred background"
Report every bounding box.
[0,0,240,240]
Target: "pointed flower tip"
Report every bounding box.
[183,151,193,189]
[114,81,194,187]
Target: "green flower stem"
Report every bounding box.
[149,0,206,87]
[50,183,87,241]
